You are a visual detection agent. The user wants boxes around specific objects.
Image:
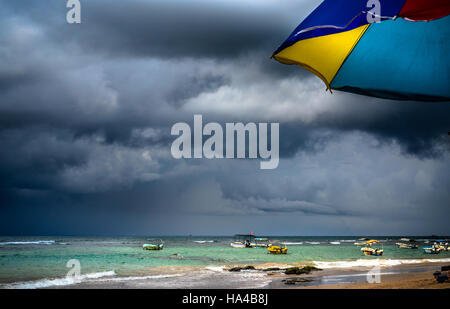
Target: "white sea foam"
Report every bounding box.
[236,271,265,277]
[193,240,214,243]
[313,258,450,269]
[95,273,183,282]
[205,266,226,272]
[3,271,116,289]
[0,240,55,246]
[283,242,304,245]
[330,241,341,245]
[306,241,321,245]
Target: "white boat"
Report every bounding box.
[434,240,449,252]
[143,239,164,250]
[423,246,439,254]
[230,242,246,248]
[396,238,418,249]
[230,234,259,248]
[254,237,270,248]
[354,238,369,246]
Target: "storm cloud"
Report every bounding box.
[0,0,449,236]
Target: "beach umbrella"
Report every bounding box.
[272,0,450,101]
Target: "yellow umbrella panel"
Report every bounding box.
[273,25,369,90]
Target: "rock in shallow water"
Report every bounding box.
[228,265,256,272]
[284,266,322,275]
[282,277,313,285]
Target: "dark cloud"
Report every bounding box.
[314,98,450,159]
[1,0,302,59]
[0,0,449,235]
[166,73,230,108]
[78,2,286,58]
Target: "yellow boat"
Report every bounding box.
[434,240,449,252]
[361,240,383,256]
[267,243,288,254]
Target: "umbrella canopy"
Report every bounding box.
[272,0,450,101]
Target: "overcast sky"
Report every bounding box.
[0,0,449,236]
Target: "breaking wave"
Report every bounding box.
[95,274,183,282]
[1,271,189,289]
[313,258,450,269]
[0,240,55,246]
[3,271,116,289]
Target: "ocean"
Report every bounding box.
[0,236,449,289]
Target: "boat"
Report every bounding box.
[423,246,440,254]
[143,239,164,250]
[230,234,272,248]
[434,240,449,252]
[361,240,384,256]
[398,243,418,249]
[230,234,256,248]
[230,242,247,248]
[267,243,288,254]
[354,237,370,246]
[396,238,418,249]
[424,240,448,254]
[254,237,271,248]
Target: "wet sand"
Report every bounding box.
[300,271,450,289]
[268,262,450,289]
[47,262,450,289]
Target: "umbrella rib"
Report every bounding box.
[329,24,371,88]
[295,12,396,37]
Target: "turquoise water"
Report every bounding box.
[0,236,449,286]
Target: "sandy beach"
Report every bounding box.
[268,262,450,289]
[39,261,449,289]
[300,271,450,289]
